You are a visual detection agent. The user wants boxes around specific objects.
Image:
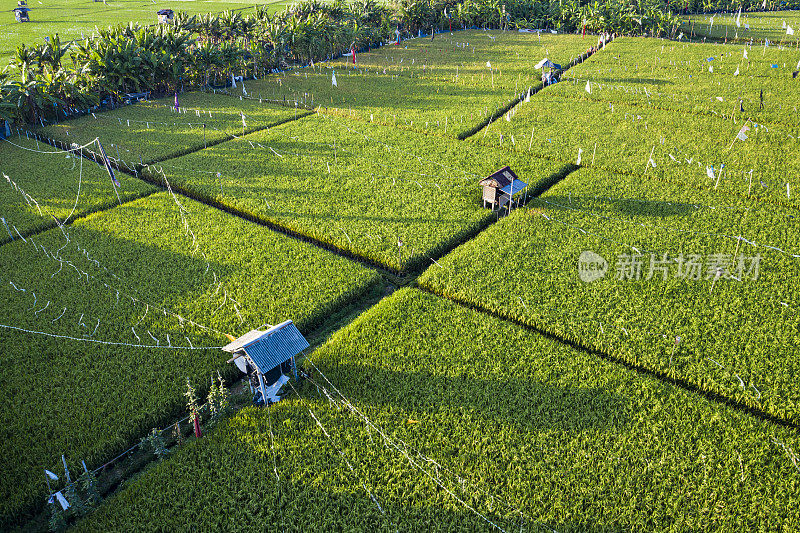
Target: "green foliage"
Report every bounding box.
[208,372,231,424]
[79,470,102,507]
[47,499,66,533]
[1,0,292,68]
[139,428,170,462]
[63,481,87,518]
[71,289,800,531]
[184,379,201,426]
[0,192,378,525]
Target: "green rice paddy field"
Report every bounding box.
[2,23,800,531]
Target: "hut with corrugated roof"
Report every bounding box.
[222,320,308,405]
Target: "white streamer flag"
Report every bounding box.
[735,7,741,27]
[231,73,237,89]
[706,166,715,180]
[576,147,583,165]
[743,48,748,59]
[585,80,591,93]
[54,491,70,510]
[788,26,795,36]
[737,125,750,141]
[734,66,740,76]
[332,71,337,87]
[241,81,247,96]
[241,113,246,129]
[486,61,492,68]
[45,469,59,481]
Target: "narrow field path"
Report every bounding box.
[460,36,616,140]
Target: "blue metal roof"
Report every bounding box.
[500,179,527,195]
[242,320,309,374]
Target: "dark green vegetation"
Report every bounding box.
[71,289,800,531]
[0,191,378,524]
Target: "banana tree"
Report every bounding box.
[191,40,222,86]
[2,73,61,125]
[10,44,42,80]
[40,34,71,72]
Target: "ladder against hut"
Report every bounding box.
[222,320,309,405]
[479,166,527,212]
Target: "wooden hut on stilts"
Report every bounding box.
[479,166,528,213]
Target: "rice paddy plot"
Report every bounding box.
[419,166,800,424]
[682,9,800,44]
[225,29,593,138]
[474,93,800,208]
[71,288,800,531]
[0,190,378,526]
[558,36,800,128]
[37,91,306,165]
[148,111,567,272]
[0,135,156,240]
